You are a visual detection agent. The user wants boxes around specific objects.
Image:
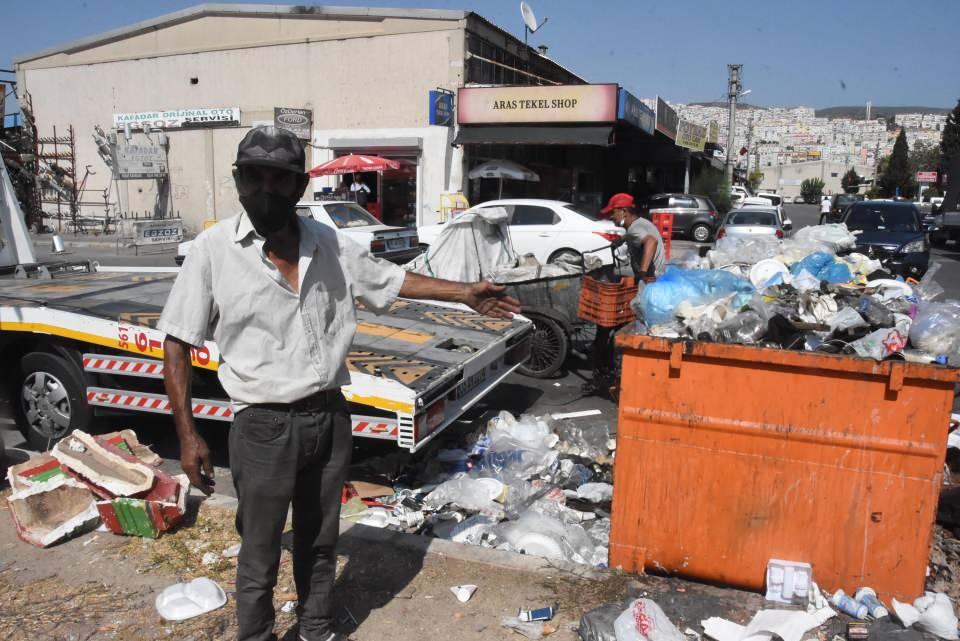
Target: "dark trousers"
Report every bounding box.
[228,394,351,641]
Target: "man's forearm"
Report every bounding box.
[399,271,469,303]
[639,237,657,274]
[163,336,197,440]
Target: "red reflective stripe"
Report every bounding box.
[122,396,135,406]
[87,391,95,401]
[151,399,164,409]
[206,406,219,416]
[390,428,398,436]
[224,408,233,418]
[132,362,143,372]
[119,361,130,371]
[136,397,149,407]
[82,358,91,367]
[354,422,368,432]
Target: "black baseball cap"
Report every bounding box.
[234,126,305,174]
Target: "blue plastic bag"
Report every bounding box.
[789,252,851,284]
[637,266,756,326]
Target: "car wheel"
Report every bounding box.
[547,249,581,265]
[517,314,569,378]
[14,351,90,450]
[691,224,712,243]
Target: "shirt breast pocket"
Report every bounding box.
[311,276,353,336]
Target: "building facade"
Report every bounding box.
[15,5,583,231]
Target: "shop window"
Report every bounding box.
[511,205,558,225]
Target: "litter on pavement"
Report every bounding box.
[154,577,227,622]
[341,409,614,569]
[628,223,960,365]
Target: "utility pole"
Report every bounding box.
[725,64,742,184]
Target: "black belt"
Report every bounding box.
[248,388,341,413]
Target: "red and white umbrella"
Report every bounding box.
[309,153,400,177]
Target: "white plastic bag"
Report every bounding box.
[613,598,685,641]
[914,592,959,640]
[910,301,960,360]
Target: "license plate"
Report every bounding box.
[450,369,488,400]
[387,238,406,250]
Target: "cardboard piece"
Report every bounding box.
[7,476,100,547]
[52,431,155,498]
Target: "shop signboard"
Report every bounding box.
[675,120,707,152]
[457,84,618,124]
[132,219,183,246]
[617,89,655,135]
[707,120,720,144]
[113,107,240,131]
[655,96,678,140]
[114,143,168,179]
[274,107,312,140]
[916,171,937,183]
[429,91,454,126]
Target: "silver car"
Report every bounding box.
[716,208,785,240]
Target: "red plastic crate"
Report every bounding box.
[577,276,638,327]
[652,213,674,260]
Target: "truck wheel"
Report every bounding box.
[14,352,90,450]
[517,314,568,378]
[691,224,712,243]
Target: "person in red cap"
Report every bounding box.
[600,193,664,281]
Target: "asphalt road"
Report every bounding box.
[4,212,959,489]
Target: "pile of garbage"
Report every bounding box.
[341,410,614,568]
[631,224,960,364]
[6,429,187,546]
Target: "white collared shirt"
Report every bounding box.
[157,212,406,406]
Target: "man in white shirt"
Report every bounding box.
[159,126,518,641]
[819,195,832,223]
[349,176,371,207]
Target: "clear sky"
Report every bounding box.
[3,0,959,121]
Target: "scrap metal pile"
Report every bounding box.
[631,224,960,364]
[342,410,614,568]
[5,429,187,546]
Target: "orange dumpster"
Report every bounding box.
[609,334,960,602]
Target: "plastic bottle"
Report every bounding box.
[832,590,869,620]
[854,587,889,619]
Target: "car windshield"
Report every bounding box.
[728,210,777,226]
[563,203,600,221]
[322,202,381,228]
[835,195,858,205]
[845,205,919,232]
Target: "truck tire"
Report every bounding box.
[14,351,90,450]
[517,314,569,378]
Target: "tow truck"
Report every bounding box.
[0,161,531,452]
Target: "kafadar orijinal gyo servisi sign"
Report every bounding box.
[113,107,240,130]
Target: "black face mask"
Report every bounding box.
[239,192,299,236]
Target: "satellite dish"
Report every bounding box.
[520,1,547,44]
[520,1,539,33]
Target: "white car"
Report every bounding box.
[176,201,420,265]
[741,196,793,234]
[418,199,625,265]
[729,185,752,207]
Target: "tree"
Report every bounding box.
[801,178,825,203]
[748,169,764,192]
[841,168,861,193]
[941,99,960,166]
[691,169,732,213]
[909,140,941,175]
[880,128,914,198]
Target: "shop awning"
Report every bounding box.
[454,126,614,146]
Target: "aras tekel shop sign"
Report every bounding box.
[457,84,619,124]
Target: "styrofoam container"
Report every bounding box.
[765,559,812,604]
[749,259,791,290]
[155,577,227,621]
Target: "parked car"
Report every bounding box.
[175,200,421,265]
[741,196,793,233]
[418,199,625,265]
[792,195,806,204]
[716,208,786,240]
[729,185,752,208]
[841,201,929,278]
[646,193,720,243]
[821,193,865,224]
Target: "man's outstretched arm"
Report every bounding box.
[163,336,215,495]
[399,272,520,319]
